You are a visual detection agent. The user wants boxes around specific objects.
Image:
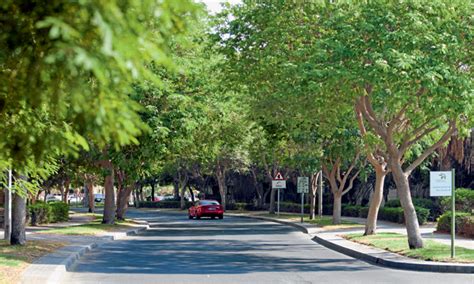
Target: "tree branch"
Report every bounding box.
[404,121,457,174]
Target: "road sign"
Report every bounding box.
[272,180,286,189]
[430,169,456,258]
[274,172,284,180]
[297,177,309,193]
[430,171,452,196]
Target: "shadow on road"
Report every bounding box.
[67,212,370,275]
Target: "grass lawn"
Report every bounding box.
[256,213,363,230]
[0,240,65,284]
[344,232,474,263]
[37,218,138,236]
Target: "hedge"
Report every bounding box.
[139,200,193,209]
[436,211,473,237]
[385,198,441,220]
[29,202,52,225]
[342,205,364,217]
[377,206,429,225]
[50,202,69,222]
[440,188,474,213]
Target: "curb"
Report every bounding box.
[312,234,474,274]
[21,221,150,283]
[228,213,474,274]
[227,213,312,234]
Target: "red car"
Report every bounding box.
[188,200,224,219]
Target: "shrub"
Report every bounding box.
[384,199,401,208]
[139,200,192,209]
[378,206,429,225]
[358,207,370,218]
[226,203,256,211]
[342,205,363,217]
[459,215,474,238]
[379,207,404,223]
[49,202,69,222]
[384,198,441,220]
[440,188,474,213]
[436,211,472,234]
[415,206,430,225]
[29,202,52,225]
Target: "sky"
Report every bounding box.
[199,0,242,14]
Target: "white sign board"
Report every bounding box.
[297,177,309,193]
[430,171,452,196]
[272,180,286,189]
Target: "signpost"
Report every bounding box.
[297,177,309,223]
[272,172,286,216]
[430,170,455,258]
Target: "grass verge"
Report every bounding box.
[37,218,137,236]
[343,232,474,263]
[0,240,65,284]
[255,213,363,230]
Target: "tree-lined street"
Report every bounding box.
[62,211,473,284]
[1,0,473,283]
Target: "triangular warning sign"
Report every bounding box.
[274,172,284,180]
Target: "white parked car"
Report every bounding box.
[46,194,62,202]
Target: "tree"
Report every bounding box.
[0,0,199,245]
[312,1,473,248]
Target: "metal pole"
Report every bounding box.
[451,168,455,258]
[4,169,12,241]
[277,188,280,216]
[318,170,323,218]
[301,192,304,223]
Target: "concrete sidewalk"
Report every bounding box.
[20,217,149,283]
[0,210,150,283]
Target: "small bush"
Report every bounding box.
[358,207,370,218]
[384,198,441,220]
[441,188,474,213]
[436,211,472,234]
[415,206,430,225]
[227,203,256,211]
[379,207,404,223]
[29,203,52,225]
[384,199,401,208]
[139,200,193,209]
[459,215,474,238]
[49,202,69,222]
[378,206,429,225]
[342,205,364,217]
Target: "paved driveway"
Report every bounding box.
[63,210,474,284]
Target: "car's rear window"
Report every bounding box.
[200,200,219,205]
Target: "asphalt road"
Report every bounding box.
[63,210,474,284]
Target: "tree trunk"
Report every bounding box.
[150,182,155,202]
[390,161,423,249]
[116,185,134,220]
[11,192,26,245]
[188,185,195,203]
[87,181,95,213]
[62,178,70,203]
[102,167,115,225]
[179,176,188,209]
[216,167,227,210]
[269,187,276,214]
[332,192,342,225]
[318,170,323,218]
[309,172,318,219]
[173,177,180,199]
[364,168,386,235]
[250,168,264,209]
